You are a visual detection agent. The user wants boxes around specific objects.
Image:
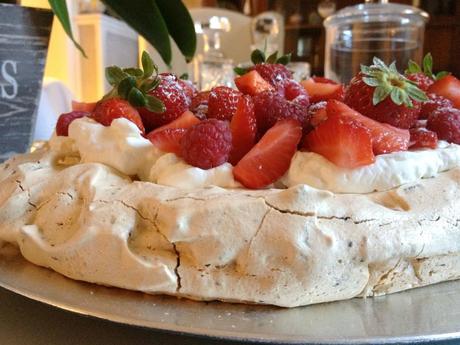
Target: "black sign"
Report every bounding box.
[0,4,53,162]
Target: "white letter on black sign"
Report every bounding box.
[1,60,18,100]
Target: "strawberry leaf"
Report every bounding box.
[141,51,156,78]
[127,88,147,107]
[234,66,249,76]
[123,68,144,77]
[435,71,450,80]
[106,66,128,86]
[118,76,137,99]
[373,86,391,105]
[422,53,434,78]
[146,95,166,113]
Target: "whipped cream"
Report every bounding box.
[282,141,460,193]
[149,153,241,189]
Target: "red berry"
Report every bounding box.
[420,93,454,119]
[428,75,460,109]
[190,91,210,120]
[407,72,434,91]
[308,102,328,128]
[301,78,345,103]
[344,72,421,129]
[234,70,274,96]
[252,63,292,87]
[282,79,310,102]
[71,100,96,112]
[327,100,410,155]
[151,110,200,134]
[180,119,232,169]
[253,91,309,134]
[229,96,257,165]
[409,128,438,149]
[147,128,186,155]
[139,74,189,130]
[303,115,375,169]
[56,111,89,136]
[92,98,145,133]
[233,119,302,189]
[207,86,242,121]
[427,107,460,144]
[178,78,197,102]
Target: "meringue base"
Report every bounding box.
[0,148,459,307]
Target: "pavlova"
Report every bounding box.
[0,51,459,307]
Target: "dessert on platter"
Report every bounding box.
[1,52,460,307]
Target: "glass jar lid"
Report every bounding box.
[324,1,429,28]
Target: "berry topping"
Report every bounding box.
[428,75,460,109]
[234,70,274,96]
[151,110,200,133]
[308,102,328,128]
[180,119,232,169]
[229,96,257,165]
[406,72,434,92]
[282,79,310,102]
[92,98,145,133]
[344,58,428,129]
[147,128,186,155]
[139,73,189,130]
[419,93,453,119]
[178,78,197,102]
[71,101,96,113]
[253,63,293,87]
[190,91,210,120]
[426,107,460,144]
[207,86,242,121]
[405,53,448,92]
[56,111,89,136]
[301,78,345,103]
[253,90,309,134]
[409,128,438,149]
[303,115,375,169]
[327,100,410,155]
[233,119,302,189]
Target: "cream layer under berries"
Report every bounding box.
[53,52,460,193]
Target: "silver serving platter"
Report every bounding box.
[1,246,459,344]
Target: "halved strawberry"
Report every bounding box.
[301,78,345,103]
[303,116,375,169]
[235,70,274,96]
[233,119,302,189]
[326,100,410,155]
[147,128,187,155]
[72,100,97,112]
[409,128,438,149]
[229,96,257,165]
[92,98,145,133]
[428,75,460,109]
[151,110,200,134]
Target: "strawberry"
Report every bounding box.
[207,86,242,121]
[147,128,186,155]
[282,79,310,102]
[190,91,210,120]
[92,98,145,133]
[252,63,293,87]
[344,58,427,129]
[150,110,200,134]
[233,119,302,189]
[419,93,453,119]
[139,73,189,130]
[56,111,90,136]
[234,70,274,96]
[301,78,345,103]
[303,115,375,169]
[177,78,197,102]
[428,75,460,109]
[327,100,410,155]
[406,72,434,92]
[308,102,328,128]
[229,96,257,165]
[71,100,96,113]
[409,128,438,149]
[427,106,460,144]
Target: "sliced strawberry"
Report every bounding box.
[229,96,257,165]
[409,128,438,149]
[311,77,337,84]
[147,128,187,155]
[151,110,200,134]
[235,70,274,96]
[308,102,328,128]
[428,75,460,109]
[303,116,375,169]
[92,98,145,133]
[301,78,345,103]
[233,119,302,189]
[72,100,97,112]
[326,100,410,155]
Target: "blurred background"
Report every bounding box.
[1,0,460,138]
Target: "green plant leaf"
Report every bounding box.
[141,51,156,78]
[251,49,265,65]
[118,76,137,99]
[276,53,291,65]
[140,77,161,93]
[406,60,421,74]
[373,86,390,105]
[106,66,128,86]
[155,0,197,63]
[123,68,144,77]
[146,95,166,113]
[422,53,434,78]
[179,73,189,80]
[436,71,450,80]
[363,77,380,87]
[127,88,147,107]
[233,66,248,76]
[266,51,278,64]
[102,0,172,65]
[48,0,87,57]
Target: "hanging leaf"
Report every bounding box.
[48,0,87,57]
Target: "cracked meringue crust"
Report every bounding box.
[0,144,460,307]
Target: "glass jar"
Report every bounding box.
[323,0,429,83]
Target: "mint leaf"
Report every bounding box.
[234,67,248,76]
[276,53,291,65]
[266,51,278,64]
[251,49,265,65]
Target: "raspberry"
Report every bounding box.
[253,91,309,134]
[409,128,438,149]
[207,86,242,121]
[419,93,454,119]
[56,111,89,136]
[252,63,292,87]
[190,91,210,120]
[180,119,232,169]
[427,107,460,144]
[407,72,434,91]
[139,74,189,131]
